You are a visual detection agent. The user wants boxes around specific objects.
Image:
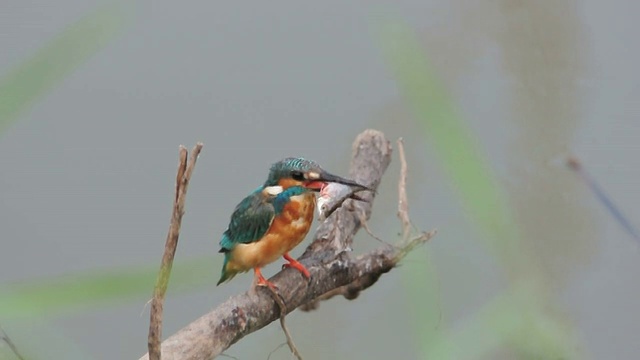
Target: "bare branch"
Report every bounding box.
[139,130,434,360]
[302,138,434,312]
[148,143,203,360]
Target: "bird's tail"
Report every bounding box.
[216,252,237,286]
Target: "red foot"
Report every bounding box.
[254,268,278,291]
[282,253,311,279]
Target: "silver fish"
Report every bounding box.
[316,182,367,221]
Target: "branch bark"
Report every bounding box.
[139,129,432,360]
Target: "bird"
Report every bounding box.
[217,157,368,289]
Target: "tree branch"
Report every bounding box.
[139,129,432,360]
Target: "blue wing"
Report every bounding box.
[219,189,275,252]
[218,186,309,252]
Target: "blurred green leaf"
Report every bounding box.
[376,19,524,268]
[424,284,579,359]
[0,256,213,318]
[0,2,132,134]
[376,18,579,359]
[400,248,443,354]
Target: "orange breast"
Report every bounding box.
[228,193,316,271]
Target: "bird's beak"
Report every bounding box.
[304,170,371,192]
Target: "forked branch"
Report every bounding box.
[140,130,434,360]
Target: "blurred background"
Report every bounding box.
[1,1,639,359]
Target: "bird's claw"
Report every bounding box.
[256,277,279,292]
[282,253,311,280]
[282,262,311,280]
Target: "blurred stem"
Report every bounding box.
[0,1,132,134]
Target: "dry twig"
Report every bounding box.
[397,138,412,240]
[394,138,436,260]
[357,209,387,244]
[267,343,288,360]
[148,143,203,360]
[263,286,303,360]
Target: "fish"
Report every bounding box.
[316,182,368,221]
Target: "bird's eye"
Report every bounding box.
[290,171,305,181]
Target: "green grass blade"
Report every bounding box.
[376,20,522,266]
[376,18,579,359]
[0,256,213,318]
[0,2,132,134]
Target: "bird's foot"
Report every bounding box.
[282,253,311,279]
[254,268,278,291]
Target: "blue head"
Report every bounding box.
[263,157,367,191]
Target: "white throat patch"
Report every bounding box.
[263,185,284,196]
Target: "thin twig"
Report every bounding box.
[396,138,412,240]
[395,137,436,259]
[567,155,640,242]
[148,143,203,360]
[219,353,240,360]
[0,325,25,360]
[267,343,288,360]
[393,230,437,263]
[140,298,153,317]
[356,209,387,244]
[264,287,303,360]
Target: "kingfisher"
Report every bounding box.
[217,157,368,289]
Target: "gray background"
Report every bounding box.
[1,0,639,359]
